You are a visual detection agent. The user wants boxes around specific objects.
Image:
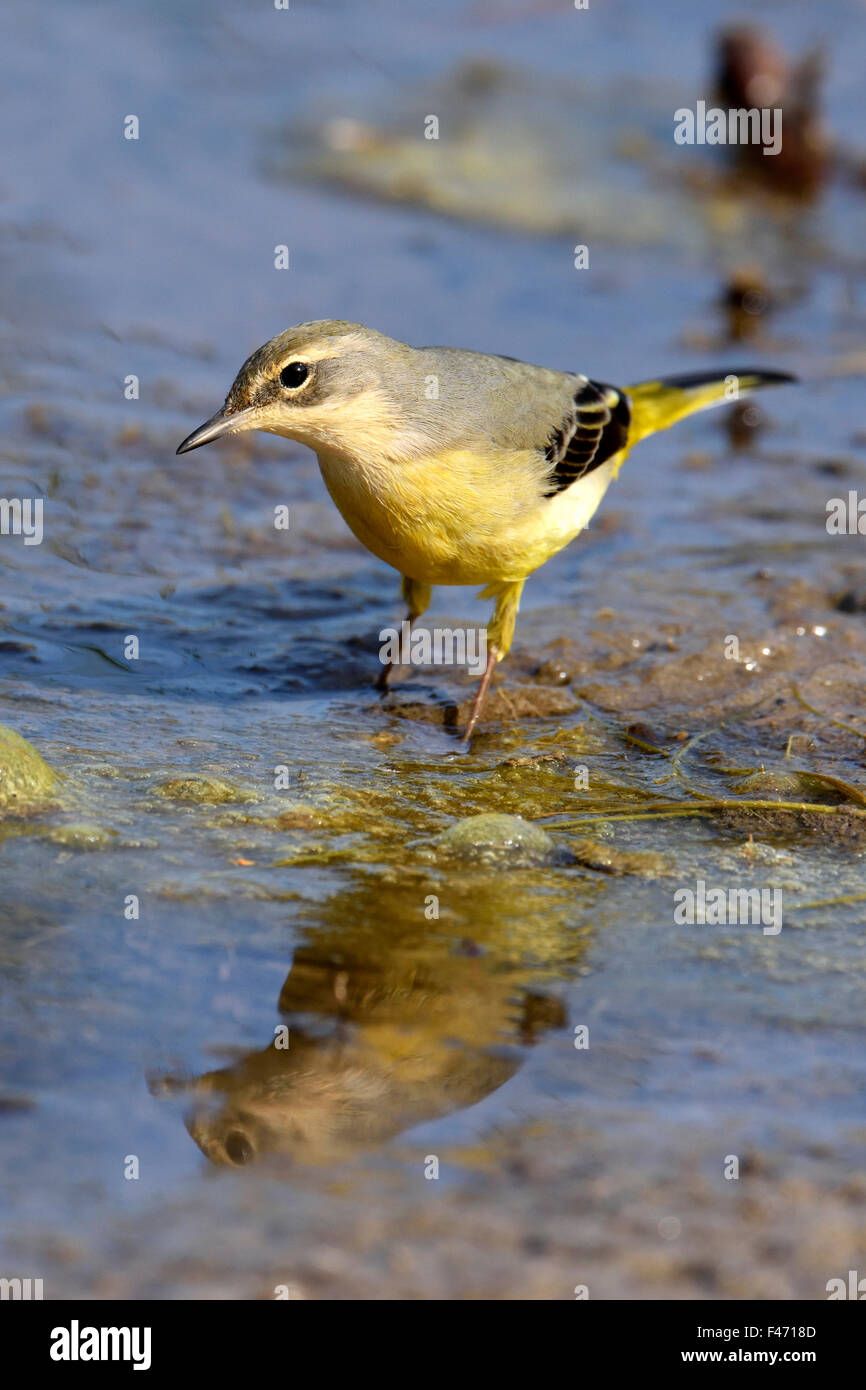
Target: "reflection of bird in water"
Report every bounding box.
[152,873,575,1167]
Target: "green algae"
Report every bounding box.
[154,775,257,806]
[568,838,672,877]
[724,768,866,806]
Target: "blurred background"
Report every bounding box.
[1,0,866,1300]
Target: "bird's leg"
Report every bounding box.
[376,576,431,691]
[462,579,524,743]
[463,644,498,742]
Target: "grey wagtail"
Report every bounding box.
[177,320,794,740]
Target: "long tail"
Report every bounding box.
[624,368,795,444]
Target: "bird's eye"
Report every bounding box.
[279,361,309,389]
[224,1129,254,1165]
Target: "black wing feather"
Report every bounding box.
[543,379,631,497]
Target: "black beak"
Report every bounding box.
[176,406,257,455]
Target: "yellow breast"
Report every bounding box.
[316,445,620,586]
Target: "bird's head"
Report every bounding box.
[176,320,422,459]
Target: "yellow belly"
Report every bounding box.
[316,445,620,586]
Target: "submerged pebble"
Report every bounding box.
[435,812,558,866]
[0,724,58,815]
[42,823,118,851]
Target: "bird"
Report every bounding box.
[177,321,794,741]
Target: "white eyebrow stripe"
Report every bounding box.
[280,330,376,368]
[280,345,334,365]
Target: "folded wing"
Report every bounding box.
[543,379,632,497]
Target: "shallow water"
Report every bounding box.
[1,0,866,1298]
